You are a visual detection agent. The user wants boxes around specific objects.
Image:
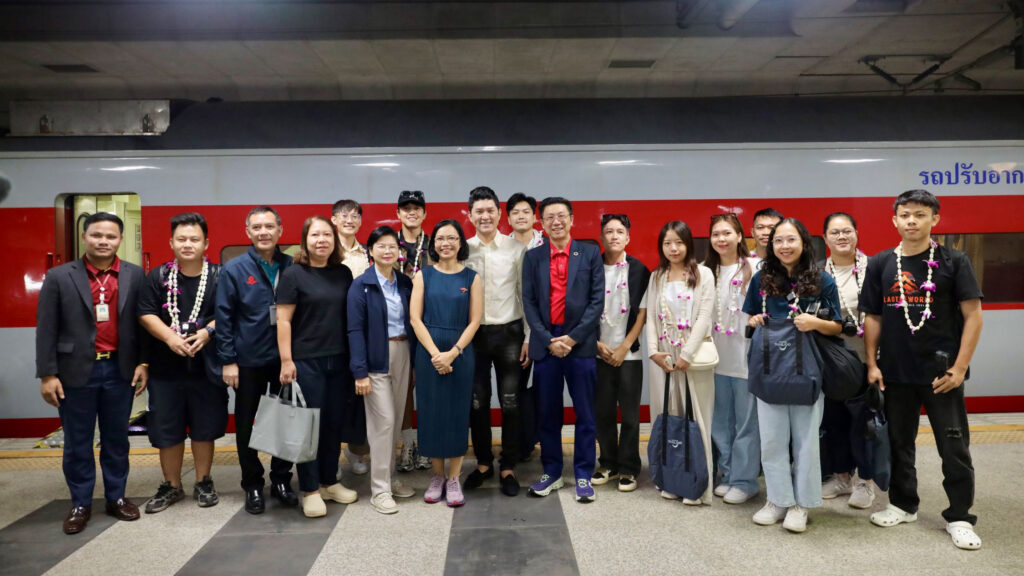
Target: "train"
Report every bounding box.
[1,99,1022,438]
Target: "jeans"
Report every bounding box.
[757,395,824,508]
[711,373,761,495]
[234,362,294,491]
[595,360,643,477]
[470,321,524,471]
[885,383,976,524]
[58,358,134,507]
[294,355,349,493]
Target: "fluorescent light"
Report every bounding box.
[598,160,638,166]
[100,165,160,172]
[354,163,400,167]
[824,159,885,164]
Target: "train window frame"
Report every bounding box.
[933,233,1024,304]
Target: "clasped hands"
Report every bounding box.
[166,329,211,358]
[547,335,576,358]
[431,349,458,375]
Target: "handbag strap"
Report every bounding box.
[683,372,692,472]
[289,380,307,408]
[661,371,670,465]
[762,321,770,375]
[796,330,804,376]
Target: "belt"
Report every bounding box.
[95,351,117,360]
[388,336,408,342]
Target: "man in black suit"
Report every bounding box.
[36,212,148,534]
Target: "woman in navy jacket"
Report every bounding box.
[347,226,417,515]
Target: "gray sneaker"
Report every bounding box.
[193,476,219,508]
[413,443,431,470]
[397,442,415,473]
[145,481,185,514]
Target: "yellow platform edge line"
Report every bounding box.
[2,424,1023,459]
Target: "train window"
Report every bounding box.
[220,244,299,264]
[934,233,1024,303]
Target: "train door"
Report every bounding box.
[57,193,142,268]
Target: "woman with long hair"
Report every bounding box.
[704,213,760,505]
[276,216,358,517]
[644,221,716,504]
[742,217,842,533]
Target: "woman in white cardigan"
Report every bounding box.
[645,220,716,505]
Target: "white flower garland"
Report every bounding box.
[600,259,630,328]
[760,284,800,320]
[714,260,747,336]
[657,270,693,349]
[398,232,426,274]
[895,240,938,334]
[163,259,209,335]
[826,250,867,337]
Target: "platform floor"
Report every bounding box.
[1,414,1023,576]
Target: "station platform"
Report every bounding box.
[1,413,1022,576]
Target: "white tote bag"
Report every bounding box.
[247,381,320,464]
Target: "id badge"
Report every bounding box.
[95,303,110,322]
[269,304,277,326]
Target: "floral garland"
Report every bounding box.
[163,259,209,335]
[826,250,867,337]
[600,259,630,328]
[895,240,938,334]
[397,232,426,274]
[713,260,747,336]
[760,282,800,320]
[656,271,693,349]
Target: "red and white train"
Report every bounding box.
[2,140,1022,437]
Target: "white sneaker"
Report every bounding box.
[397,443,414,473]
[320,483,358,504]
[848,479,876,509]
[946,521,982,550]
[660,490,680,500]
[391,479,416,499]
[822,475,852,499]
[682,498,702,506]
[783,505,808,533]
[370,492,398,515]
[723,486,753,505]
[346,447,369,475]
[713,484,731,498]
[302,493,327,518]
[753,502,788,526]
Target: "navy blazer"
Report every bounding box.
[522,239,605,360]
[35,258,144,388]
[347,267,415,380]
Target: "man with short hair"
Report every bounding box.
[507,192,545,250]
[139,212,226,513]
[36,212,147,534]
[507,192,543,458]
[861,189,984,550]
[463,186,529,496]
[522,197,604,503]
[394,190,433,471]
[751,207,784,259]
[216,206,297,514]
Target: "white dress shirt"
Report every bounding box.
[466,233,527,327]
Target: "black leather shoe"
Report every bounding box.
[244,489,265,514]
[500,474,520,497]
[104,498,140,521]
[63,506,91,534]
[463,467,494,490]
[270,482,299,506]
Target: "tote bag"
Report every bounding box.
[248,381,320,464]
[747,317,823,405]
[648,372,709,500]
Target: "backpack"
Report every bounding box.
[747,317,823,405]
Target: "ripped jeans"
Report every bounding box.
[885,383,976,525]
[470,321,525,471]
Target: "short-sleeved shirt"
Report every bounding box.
[742,270,842,323]
[859,244,983,385]
[598,261,645,362]
[139,265,217,377]
[277,264,353,360]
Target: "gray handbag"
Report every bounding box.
[247,381,320,464]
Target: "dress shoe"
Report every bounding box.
[463,467,494,490]
[104,498,140,521]
[63,506,91,535]
[271,482,299,506]
[245,488,265,514]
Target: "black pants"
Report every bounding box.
[820,396,872,479]
[518,364,539,456]
[595,359,643,477]
[294,355,349,493]
[886,383,976,524]
[235,362,294,491]
[470,322,524,471]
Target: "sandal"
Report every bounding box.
[870,504,917,527]
[946,521,982,550]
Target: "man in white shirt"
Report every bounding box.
[463,186,529,497]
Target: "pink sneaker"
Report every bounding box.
[424,475,445,504]
[446,477,465,507]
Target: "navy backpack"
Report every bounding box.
[747,317,824,405]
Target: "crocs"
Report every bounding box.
[870,504,918,527]
[946,521,982,550]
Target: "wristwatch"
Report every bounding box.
[205,326,215,337]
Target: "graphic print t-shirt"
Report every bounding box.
[859,244,982,385]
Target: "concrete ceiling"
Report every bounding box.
[0,0,1021,103]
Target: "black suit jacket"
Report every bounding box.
[35,258,145,388]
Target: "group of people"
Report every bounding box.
[36,187,983,550]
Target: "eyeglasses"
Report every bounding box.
[374,243,399,252]
[335,212,361,221]
[542,213,570,224]
[601,213,631,229]
[772,236,800,247]
[434,236,460,244]
[827,229,856,238]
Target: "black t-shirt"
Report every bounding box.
[139,266,218,378]
[395,231,432,276]
[860,244,983,385]
[277,264,353,360]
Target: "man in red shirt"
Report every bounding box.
[521,197,604,503]
[36,212,148,534]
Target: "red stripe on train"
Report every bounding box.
[3,396,1022,438]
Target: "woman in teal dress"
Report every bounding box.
[411,219,483,507]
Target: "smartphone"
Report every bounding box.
[934,350,951,378]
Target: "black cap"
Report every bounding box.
[397,190,426,209]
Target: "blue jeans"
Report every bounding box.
[294,355,349,493]
[58,358,134,507]
[757,395,824,508]
[711,374,761,495]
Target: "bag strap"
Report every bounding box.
[796,330,804,376]
[762,321,770,375]
[661,371,670,465]
[289,381,307,408]
[683,372,692,472]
